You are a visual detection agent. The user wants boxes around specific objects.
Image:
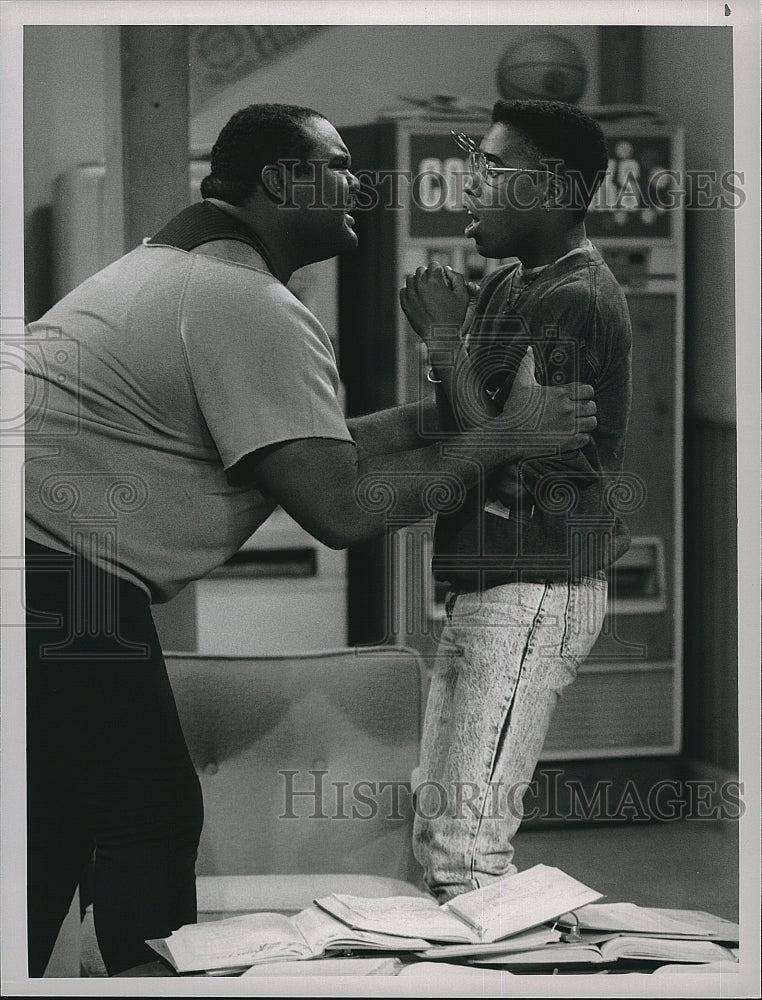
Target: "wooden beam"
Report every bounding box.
[102,26,125,266]
[102,26,197,650]
[103,26,189,258]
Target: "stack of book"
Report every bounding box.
[431,902,740,972]
[145,864,738,976]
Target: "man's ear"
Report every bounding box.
[546,173,570,210]
[260,163,285,200]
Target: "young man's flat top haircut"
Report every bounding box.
[201,103,325,206]
[491,99,608,217]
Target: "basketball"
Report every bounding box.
[497,33,588,104]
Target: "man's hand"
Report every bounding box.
[492,346,596,452]
[399,262,479,344]
[237,348,595,549]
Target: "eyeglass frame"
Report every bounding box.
[450,130,558,184]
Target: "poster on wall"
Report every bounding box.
[190,25,328,111]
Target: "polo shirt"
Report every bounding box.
[25,235,353,603]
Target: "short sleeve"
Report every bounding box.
[178,259,354,469]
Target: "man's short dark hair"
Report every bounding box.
[491,100,608,218]
[200,103,326,205]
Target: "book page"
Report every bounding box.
[562,902,736,937]
[601,935,737,964]
[397,961,516,984]
[471,942,605,967]
[156,912,311,973]
[314,894,479,943]
[293,904,431,952]
[144,936,174,966]
[395,962,521,984]
[415,925,562,960]
[443,864,602,942]
[242,956,402,977]
[646,908,740,940]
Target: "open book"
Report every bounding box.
[146,905,431,974]
[470,934,738,969]
[415,925,562,960]
[315,865,602,945]
[555,902,740,942]
[242,956,402,977]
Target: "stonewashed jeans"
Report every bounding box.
[413,574,608,901]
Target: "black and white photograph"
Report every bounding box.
[1,1,759,996]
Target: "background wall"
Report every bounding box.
[644,27,736,426]
[23,27,106,216]
[23,24,599,320]
[643,27,738,772]
[23,26,106,320]
[189,24,599,148]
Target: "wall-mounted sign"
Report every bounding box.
[190,26,328,112]
[586,135,672,239]
[408,133,477,239]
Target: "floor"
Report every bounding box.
[42,815,741,977]
[514,817,739,922]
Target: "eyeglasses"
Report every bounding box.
[451,131,555,184]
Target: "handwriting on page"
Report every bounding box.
[569,902,738,937]
[294,904,431,951]
[445,864,602,941]
[168,912,308,964]
[342,897,437,919]
[316,894,478,942]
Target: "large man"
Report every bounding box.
[24,103,596,974]
[401,100,632,901]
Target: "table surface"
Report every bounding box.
[114,957,740,979]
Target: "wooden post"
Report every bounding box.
[102,25,197,649]
[103,25,189,259]
[102,26,126,266]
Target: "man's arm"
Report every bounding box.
[401,262,623,483]
[345,397,442,456]
[232,353,596,549]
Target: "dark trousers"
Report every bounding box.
[25,540,203,976]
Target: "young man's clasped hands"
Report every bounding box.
[401,259,597,438]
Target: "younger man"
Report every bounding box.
[401,100,633,901]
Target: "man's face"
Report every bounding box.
[462,123,551,261]
[282,117,360,260]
